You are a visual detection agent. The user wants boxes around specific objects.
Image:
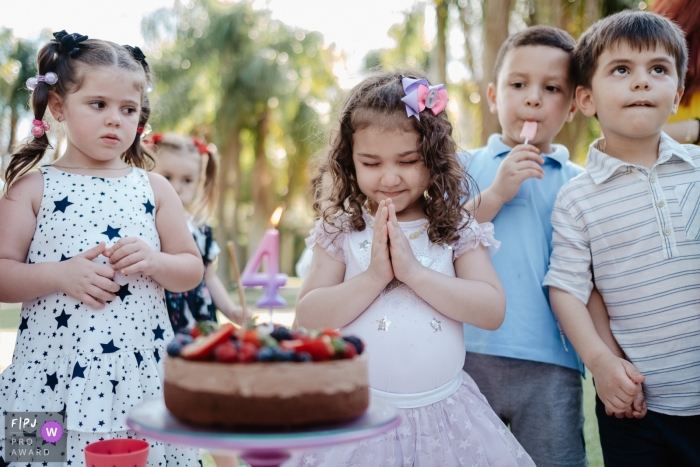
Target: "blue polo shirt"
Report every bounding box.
[461,134,584,373]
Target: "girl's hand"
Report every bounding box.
[367,199,394,286]
[386,200,422,284]
[59,242,120,309]
[104,237,157,275]
[220,304,245,325]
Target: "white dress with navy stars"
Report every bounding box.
[0,166,199,467]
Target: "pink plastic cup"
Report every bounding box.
[84,439,150,467]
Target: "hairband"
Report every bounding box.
[144,134,209,155]
[31,119,51,138]
[26,72,58,90]
[123,45,149,68]
[400,77,448,121]
[192,138,209,156]
[53,30,88,58]
[148,133,163,145]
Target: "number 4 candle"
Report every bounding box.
[240,207,288,325]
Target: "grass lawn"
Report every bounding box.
[1,293,604,466]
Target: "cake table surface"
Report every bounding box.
[127,397,401,467]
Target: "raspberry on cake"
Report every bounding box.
[164,323,369,428]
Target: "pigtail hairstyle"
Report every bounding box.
[123,45,155,170]
[4,32,154,189]
[313,70,473,245]
[149,133,219,225]
[3,39,62,189]
[191,138,219,226]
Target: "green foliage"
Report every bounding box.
[363,3,431,72]
[142,0,339,275]
[602,0,642,16]
[0,27,39,157]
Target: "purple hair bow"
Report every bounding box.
[400,77,448,120]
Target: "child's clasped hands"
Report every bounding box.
[367,198,423,286]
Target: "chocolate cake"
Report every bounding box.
[163,323,369,428]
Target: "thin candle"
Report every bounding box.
[226,241,248,321]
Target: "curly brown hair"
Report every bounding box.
[313,70,474,245]
[4,33,153,189]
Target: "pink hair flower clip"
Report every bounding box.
[26,72,58,90]
[400,77,448,120]
[31,119,51,138]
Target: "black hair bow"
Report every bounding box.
[123,45,148,68]
[53,30,88,58]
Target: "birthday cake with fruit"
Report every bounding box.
[163,322,369,428]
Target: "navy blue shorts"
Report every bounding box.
[595,394,700,466]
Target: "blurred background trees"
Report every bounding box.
[0,0,646,281]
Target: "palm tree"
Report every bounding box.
[143,0,338,279]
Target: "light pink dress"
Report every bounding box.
[285,212,535,467]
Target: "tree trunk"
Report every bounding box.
[543,0,603,164]
[479,0,513,145]
[250,109,273,259]
[435,0,449,85]
[7,107,18,155]
[584,0,602,29]
[216,124,241,287]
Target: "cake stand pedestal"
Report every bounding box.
[127,397,401,467]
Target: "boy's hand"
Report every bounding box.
[386,200,422,284]
[622,390,647,419]
[366,200,394,286]
[59,242,120,309]
[591,352,645,416]
[104,237,157,276]
[490,144,545,204]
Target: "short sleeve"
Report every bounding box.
[542,195,593,305]
[305,218,347,264]
[453,219,501,260]
[198,224,220,265]
[206,235,221,264]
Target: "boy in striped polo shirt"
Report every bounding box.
[544,10,700,466]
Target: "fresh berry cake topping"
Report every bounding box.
[167,322,364,363]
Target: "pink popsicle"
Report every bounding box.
[520,121,538,144]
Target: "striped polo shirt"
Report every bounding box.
[543,133,700,416]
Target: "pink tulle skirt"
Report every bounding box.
[284,372,534,467]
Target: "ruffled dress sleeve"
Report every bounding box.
[305,217,347,264]
[453,218,501,260]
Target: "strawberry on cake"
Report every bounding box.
[164,323,369,428]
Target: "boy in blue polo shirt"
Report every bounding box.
[461,26,588,467]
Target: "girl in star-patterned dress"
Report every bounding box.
[287,71,535,467]
[0,32,203,466]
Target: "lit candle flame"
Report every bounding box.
[270,206,283,227]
